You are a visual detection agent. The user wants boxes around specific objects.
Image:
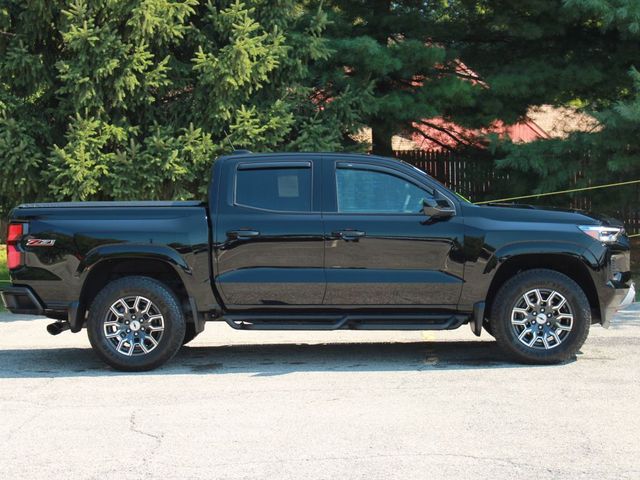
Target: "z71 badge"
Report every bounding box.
[26,239,56,247]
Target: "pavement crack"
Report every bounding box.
[129,411,164,443]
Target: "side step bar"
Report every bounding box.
[223,313,469,331]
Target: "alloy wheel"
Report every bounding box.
[510,288,574,350]
[103,296,165,356]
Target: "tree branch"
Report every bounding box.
[417,119,475,147]
[412,127,455,151]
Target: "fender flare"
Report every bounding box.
[470,240,601,323]
[78,243,192,277]
[70,244,196,332]
[484,240,590,276]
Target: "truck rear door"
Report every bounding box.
[213,155,325,307]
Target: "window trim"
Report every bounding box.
[334,162,452,216]
[237,161,311,171]
[233,162,316,214]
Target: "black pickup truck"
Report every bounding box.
[1,152,635,370]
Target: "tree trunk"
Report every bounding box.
[369,0,393,156]
[371,123,394,156]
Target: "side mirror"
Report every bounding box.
[422,197,455,219]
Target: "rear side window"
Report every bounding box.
[235,166,312,212]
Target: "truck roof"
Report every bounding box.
[217,151,405,165]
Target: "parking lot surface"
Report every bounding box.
[1,305,639,480]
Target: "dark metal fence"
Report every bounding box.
[393,149,640,235]
[393,149,501,201]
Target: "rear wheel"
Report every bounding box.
[87,276,186,371]
[491,269,590,364]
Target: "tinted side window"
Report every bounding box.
[336,167,430,213]
[236,167,312,212]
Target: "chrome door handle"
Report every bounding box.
[227,230,261,240]
[333,230,366,241]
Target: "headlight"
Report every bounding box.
[578,225,623,243]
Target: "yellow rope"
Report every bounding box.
[473,179,640,205]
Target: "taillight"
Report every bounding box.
[7,223,24,270]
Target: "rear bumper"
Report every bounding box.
[0,286,45,315]
[601,281,635,328]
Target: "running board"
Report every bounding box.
[223,313,469,331]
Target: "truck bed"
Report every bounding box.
[15,201,204,209]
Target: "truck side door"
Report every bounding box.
[213,156,325,307]
[321,158,465,307]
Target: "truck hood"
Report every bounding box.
[474,202,625,228]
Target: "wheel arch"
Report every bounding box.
[484,253,600,325]
[73,251,197,332]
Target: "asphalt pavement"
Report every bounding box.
[1,305,639,479]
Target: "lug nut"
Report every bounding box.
[127,329,131,333]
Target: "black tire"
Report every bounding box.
[491,269,590,364]
[482,321,494,337]
[182,323,199,346]
[87,276,186,371]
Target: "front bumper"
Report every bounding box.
[0,286,44,315]
[602,281,635,328]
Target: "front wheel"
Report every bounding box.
[182,323,199,346]
[87,276,186,371]
[491,269,591,364]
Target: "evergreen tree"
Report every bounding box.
[431,0,640,212]
[317,0,480,155]
[0,0,351,218]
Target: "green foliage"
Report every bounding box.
[0,0,359,220]
[317,0,480,154]
[0,244,7,282]
[1,0,639,227]
[0,117,45,211]
[493,66,640,216]
[428,0,640,218]
[0,243,6,309]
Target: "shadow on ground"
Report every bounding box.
[0,340,572,379]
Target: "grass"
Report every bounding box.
[0,245,7,312]
[0,245,8,283]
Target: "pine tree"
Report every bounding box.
[316,0,480,155]
[430,0,640,213]
[0,0,346,218]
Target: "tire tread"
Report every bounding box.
[490,269,591,364]
[87,276,186,371]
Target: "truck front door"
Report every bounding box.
[321,159,465,307]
